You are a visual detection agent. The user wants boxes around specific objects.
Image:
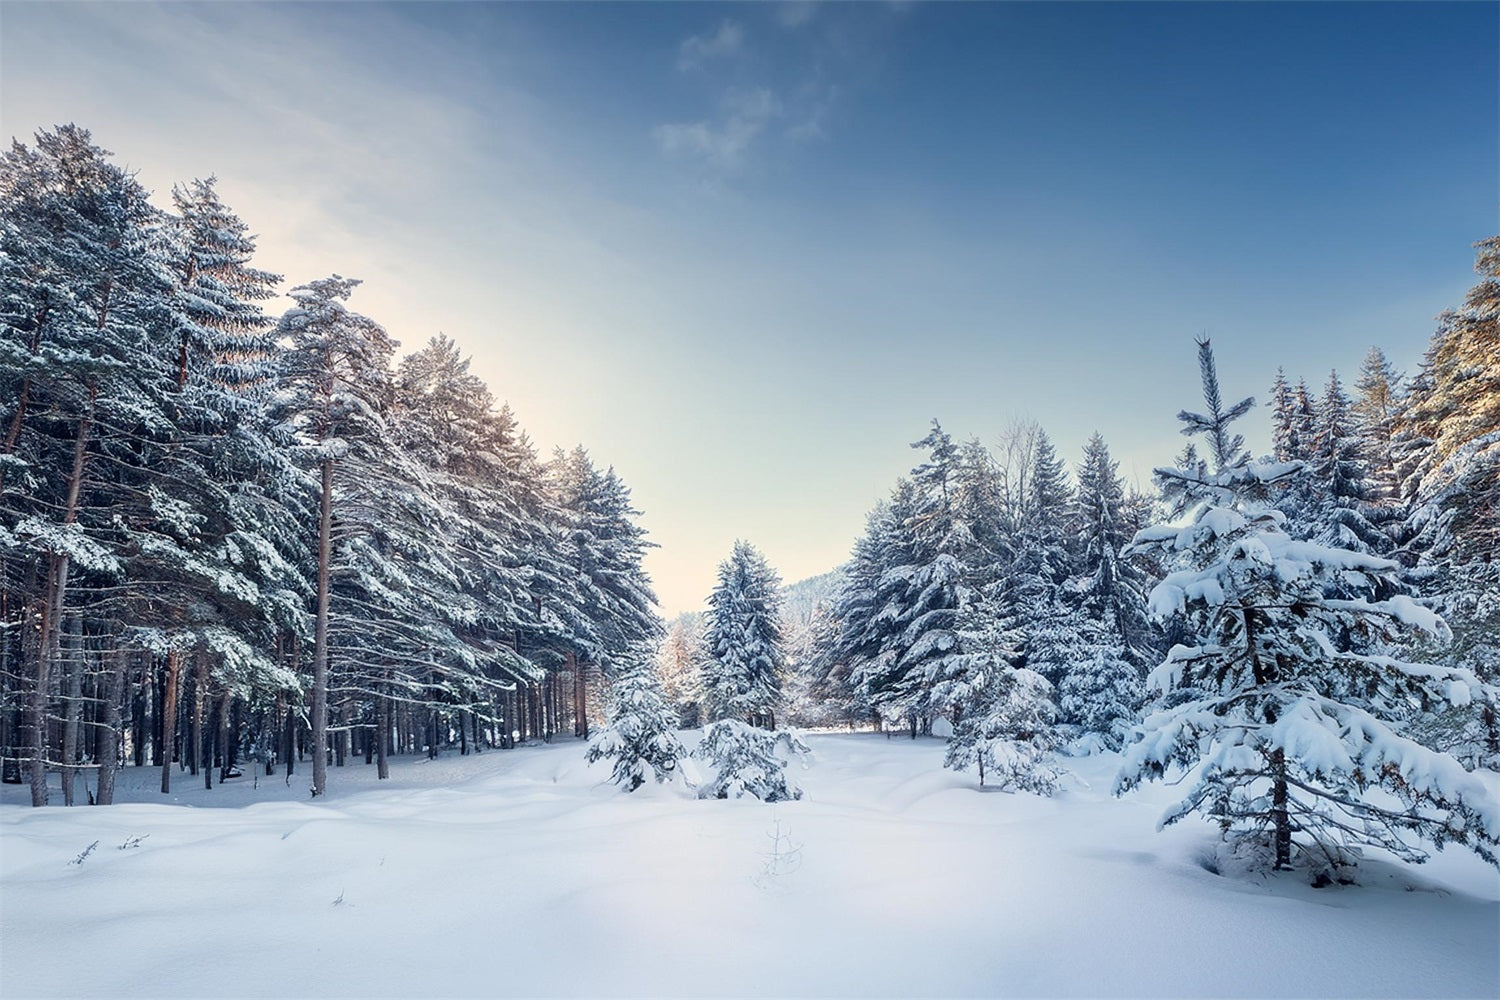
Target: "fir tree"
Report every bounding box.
[702,540,785,728]
[1118,340,1500,879]
[1073,432,1154,668]
[944,601,1061,793]
[1353,346,1404,506]
[693,718,810,802]
[586,654,685,792]
[1309,368,1383,553]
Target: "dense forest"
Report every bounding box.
[1,125,663,806]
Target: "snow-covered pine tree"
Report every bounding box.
[1309,369,1384,554]
[1395,237,1500,567]
[548,446,664,675]
[1073,432,1154,668]
[821,499,905,729]
[693,718,810,801]
[883,421,981,724]
[987,422,1076,696]
[944,601,1061,793]
[0,125,181,805]
[274,275,399,797]
[657,613,706,727]
[1055,636,1141,752]
[1117,339,1500,879]
[586,653,685,791]
[701,540,785,728]
[1353,346,1404,507]
[1268,368,1300,463]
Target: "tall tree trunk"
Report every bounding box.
[190,654,206,779]
[151,660,163,767]
[95,649,128,805]
[283,699,295,779]
[60,619,82,806]
[217,688,232,783]
[29,365,97,806]
[1270,747,1292,870]
[376,682,390,779]
[131,658,146,767]
[160,650,181,794]
[311,457,333,797]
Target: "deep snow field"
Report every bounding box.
[2,733,1497,999]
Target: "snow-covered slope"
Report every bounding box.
[2,735,1495,998]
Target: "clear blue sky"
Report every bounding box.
[4,2,1496,615]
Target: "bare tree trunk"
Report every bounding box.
[95,649,127,805]
[283,699,295,780]
[217,688,232,783]
[60,619,82,806]
[190,653,206,779]
[311,457,333,797]
[31,385,97,807]
[151,660,164,767]
[376,683,390,779]
[160,650,181,794]
[1271,747,1292,870]
[131,656,146,767]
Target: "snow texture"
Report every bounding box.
[3,735,1494,999]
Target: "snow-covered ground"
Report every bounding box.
[2,733,1496,998]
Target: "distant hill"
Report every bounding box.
[780,568,845,629]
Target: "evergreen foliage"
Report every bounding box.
[587,656,685,791]
[1118,339,1500,879]
[0,125,660,804]
[693,718,810,801]
[702,540,785,728]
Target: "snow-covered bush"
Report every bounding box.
[693,720,810,802]
[586,660,686,792]
[944,665,1062,794]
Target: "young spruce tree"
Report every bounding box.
[1116,338,1500,880]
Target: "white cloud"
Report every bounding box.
[654,88,782,169]
[776,3,819,30]
[677,20,744,71]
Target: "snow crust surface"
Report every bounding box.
[2,734,1496,998]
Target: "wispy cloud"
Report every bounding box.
[654,88,783,169]
[777,3,819,30]
[677,20,744,71]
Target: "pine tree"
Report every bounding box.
[1073,432,1154,668]
[548,446,663,671]
[1309,369,1383,553]
[693,718,810,801]
[586,653,685,791]
[702,540,785,728]
[1396,237,1500,566]
[1353,346,1404,506]
[821,500,904,729]
[0,126,179,804]
[657,614,706,727]
[275,275,399,797]
[944,601,1061,793]
[1118,340,1500,879]
[1268,368,1299,462]
[1176,336,1254,472]
[1056,638,1141,752]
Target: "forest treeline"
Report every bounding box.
[1,125,662,806]
[644,238,1498,875]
